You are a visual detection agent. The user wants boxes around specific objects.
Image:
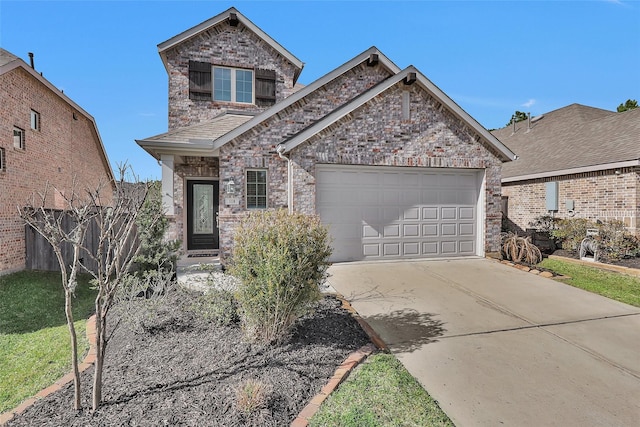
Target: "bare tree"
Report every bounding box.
[19,183,97,410]
[19,164,165,412]
[79,165,158,410]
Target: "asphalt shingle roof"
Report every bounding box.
[492,104,640,180]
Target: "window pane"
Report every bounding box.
[236,69,253,103]
[213,68,231,101]
[246,170,267,209]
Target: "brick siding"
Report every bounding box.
[164,21,299,130]
[502,167,639,233]
[0,67,113,274]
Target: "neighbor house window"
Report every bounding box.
[213,67,253,104]
[246,169,267,209]
[30,109,40,130]
[13,127,25,149]
[0,147,6,171]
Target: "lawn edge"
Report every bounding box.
[0,315,97,426]
[290,294,385,427]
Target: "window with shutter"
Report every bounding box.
[255,68,276,107]
[189,60,212,100]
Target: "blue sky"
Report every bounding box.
[1,0,639,180]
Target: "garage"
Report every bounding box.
[316,164,483,262]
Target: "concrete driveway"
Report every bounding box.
[327,258,640,427]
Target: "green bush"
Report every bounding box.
[134,181,181,275]
[190,288,239,326]
[549,218,639,261]
[229,210,332,344]
[550,218,595,252]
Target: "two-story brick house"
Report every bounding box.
[137,7,516,263]
[0,48,114,274]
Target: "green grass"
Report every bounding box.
[538,258,640,307]
[309,353,454,427]
[0,271,97,413]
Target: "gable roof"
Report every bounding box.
[158,7,304,83]
[211,46,402,150]
[136,111,255,159]
[0,48,115,183]
[280,66,517,162]
[493,104,640,182]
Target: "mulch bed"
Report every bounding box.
[6,291,371,426]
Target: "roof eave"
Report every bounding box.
[502,159,640,183]
[136,139,218,160]
[158,7,303,74]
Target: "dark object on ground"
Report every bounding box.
[6,292,370,427]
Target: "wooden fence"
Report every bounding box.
[25,209,138,274]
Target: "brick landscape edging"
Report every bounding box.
[0,315,97,426]
[290,295,387,427]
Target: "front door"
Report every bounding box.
[186,180,219,250]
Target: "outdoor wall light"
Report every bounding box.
[225,179,236,194]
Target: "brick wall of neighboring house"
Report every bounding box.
[216,63,395,259]
[502,167,639,234]
[0,66,113,274]
[164,21,299,130]
[216,70,504,259]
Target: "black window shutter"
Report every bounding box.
[189,60,212,100]
[255,68,276,106]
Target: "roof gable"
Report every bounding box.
[280,66,516,162]
[211,46,401,150]
[495,104,639,181]
[157,7,304,81]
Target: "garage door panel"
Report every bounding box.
[441,207,457,220]
[316,165,480,262]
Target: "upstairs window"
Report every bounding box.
[30,109,40,130]
[0,147,5,171]
[13,127,25,150]
[246,169,267,209]
[213,67,253,104]
[189,60,212,100]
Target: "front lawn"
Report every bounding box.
[309,353,454,427]
[0,271,97,413]
[538,258,640,307]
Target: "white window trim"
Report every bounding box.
[246,169,268,209]
[213,66,254,104]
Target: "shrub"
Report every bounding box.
[134,181,181,275]
[550,218,595,252]
[190,287,239,326]
[529,215,559,233]
[501,232,542,264]
[230,210,332,344]
[235,378,272,416]
[597,220,640,261]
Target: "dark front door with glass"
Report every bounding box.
[186,180,219,250]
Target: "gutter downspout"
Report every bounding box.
[276,145,293,214]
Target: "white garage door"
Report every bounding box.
[316,165,482,262]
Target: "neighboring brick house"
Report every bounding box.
[0,48,114,274]
[494,104,640,234]
[137,7,516,263]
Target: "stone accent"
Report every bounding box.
[0,67,113,274]
[164,21,299,130]
[503,168,639,234]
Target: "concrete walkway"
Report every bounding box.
[327,258,640,427]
